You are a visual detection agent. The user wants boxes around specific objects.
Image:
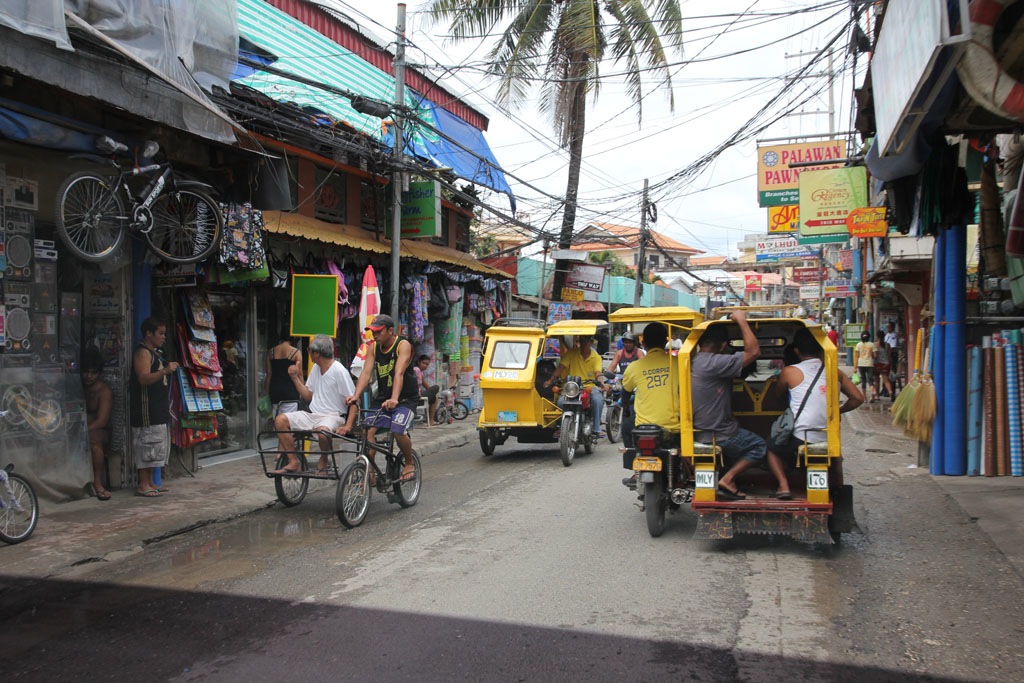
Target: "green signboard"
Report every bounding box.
[798,166,868,245]
[844,323,864,349]
[290,274,339,337]
[387,180,440,239]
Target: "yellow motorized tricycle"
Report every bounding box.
[477,317,608,466]
[612,305,858,545]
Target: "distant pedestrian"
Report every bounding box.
[82,346,113,500]
[853,331,877,402]
[130,317,178,498]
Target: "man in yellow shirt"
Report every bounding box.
[621,323,676,486]
[544,335,607,437]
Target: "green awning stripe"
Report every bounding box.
[236,0,437,143]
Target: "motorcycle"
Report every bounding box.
[629,423,693,537]
[603,370,624,443]
[557,374,595,467]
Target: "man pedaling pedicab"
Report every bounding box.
[273,334,358,475]
[543,333,608,438]
[620,323,676,488]
[690,310,791,500]
[347,314,418,483]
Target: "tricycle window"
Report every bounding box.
[490,341,531,369]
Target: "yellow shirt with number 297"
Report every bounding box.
[621,348,678,430]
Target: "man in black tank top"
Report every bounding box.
[348,314,417,482]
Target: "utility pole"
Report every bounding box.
[634,179,649,307]
[537,237,550,321]
[389,3,406,320]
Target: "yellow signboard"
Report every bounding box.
[757,140,845,207]
[768,205,799,233]
[560,287,585,302]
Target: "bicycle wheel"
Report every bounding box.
[394,450,421,508]
[0,472,38,544]
[434,403,450,425]
[336,461,371,528]
[145,188,223,264]
[273,452,308,507]
[54,171,127,263]
[452,401,470,421]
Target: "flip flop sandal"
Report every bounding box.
[399,467,416,482]
[134,490,161,498]
[96,489,112,501]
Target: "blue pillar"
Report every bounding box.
[943,224,967,475]
[931,229,946,474]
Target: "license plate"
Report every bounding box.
[807,470,829,490]
[497,411,518,422]
[633,456,661,472]
[695,470,717,489]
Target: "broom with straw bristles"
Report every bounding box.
[910,328,937,443]
[891,329,923,435]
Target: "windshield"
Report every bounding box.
[490,341,531,369]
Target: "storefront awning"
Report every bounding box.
[262,211,390,255]
[234,0,515,210]
[262,211,511,279]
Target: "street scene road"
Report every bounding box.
[3,405,1023,682]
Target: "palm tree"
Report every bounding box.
[427,0,683,298]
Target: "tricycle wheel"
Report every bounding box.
[559,415,577,467]
[337,461,370,528]
[479,429,496,456]
[274,453,308,507]
[606,405,622,444]
[644,477,666,537]
[395,451,422,508]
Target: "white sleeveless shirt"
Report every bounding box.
[789,358,827,443]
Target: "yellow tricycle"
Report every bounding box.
[477,317,608,465]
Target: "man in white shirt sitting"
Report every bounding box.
[273,334,357,475]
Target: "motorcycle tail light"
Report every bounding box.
[637,435,659,451]
[581,391,591,408]
[563,380,581,399]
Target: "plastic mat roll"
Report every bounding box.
[1008,344,1022,476]
[995,346,1008,476]
[984,345,996,477]
[967,346,983,476]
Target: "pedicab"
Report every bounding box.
[477,317,608,465]
[612,305,856,545]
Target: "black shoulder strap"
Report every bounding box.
[793,362,825,421]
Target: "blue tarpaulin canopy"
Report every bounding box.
[234,0,515,210]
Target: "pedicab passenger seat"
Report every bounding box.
[799,442,829,456]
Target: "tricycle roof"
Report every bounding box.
[545,319,608,337]
[608,306,704,326]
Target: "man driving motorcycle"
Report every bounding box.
[544,334,607,438]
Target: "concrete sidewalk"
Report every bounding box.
[2,421,480,578]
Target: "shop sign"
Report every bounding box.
[744,274,762,292]
[838,249,853,271]
[791,266,826,284]
[757,140,845,207]
[290,274,340,336]
[798,167,868,244]
[798,285,821,300]
[844,323,864,347]
[560,287,585,302]
[565,262,605,292]
[768,204,799,233]
[846,206,888,238]
[824,278,855,298]
[153,263,198,288]
[755,236,816,262]
[396,180,440,238]
[546,302,573,324]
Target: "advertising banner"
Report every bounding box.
[824,278,855,298]
[757,140,845,207]
[755,236,817,262]
[798,167,868,244]
[391,180,441,238]
[799,285,821,300]
[791,266,826,284]
[565,262,605,292]
[839,249,853,271]
[560,287,584,302]
[768,204,799,233]
[846,206,888,238]
[744,274,763,292]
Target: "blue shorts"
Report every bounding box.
[365,405,415,436]
[718,428,767,465]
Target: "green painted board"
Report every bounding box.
[290,274,339,337]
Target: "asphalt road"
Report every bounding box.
[2,429,1023,682]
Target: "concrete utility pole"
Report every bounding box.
[634,179,649,307]
[389,3,406,320]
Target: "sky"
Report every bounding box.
[325,1,863,260]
